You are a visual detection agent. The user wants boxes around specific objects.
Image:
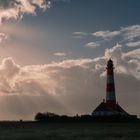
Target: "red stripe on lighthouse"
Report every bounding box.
[106,83,115,91]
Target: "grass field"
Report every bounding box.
[0,122,140,140]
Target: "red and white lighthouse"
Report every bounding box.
[92,59,129,116]
[106,59,116,104]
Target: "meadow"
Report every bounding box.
[0,122,140,140]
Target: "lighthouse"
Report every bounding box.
[106,59,116,104]
[92,59,129,116]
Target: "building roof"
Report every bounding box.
[93,101,128,114]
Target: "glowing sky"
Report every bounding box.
[0,0,140,120]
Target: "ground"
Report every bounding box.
[0,122,140,140]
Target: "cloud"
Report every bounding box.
[0,0,51,24]
[126,41,140,47]
[104,44,140,78]
[92,25,140,42]
[124,48,140,59]
[53,52,66,57]
[0,32,7,42]
[0,57,20,77]
[0,44,139,119]
[104,43,123,60]
[92,30,120,39]
[0,0,71,24]
[85,42,100,49]
[121,25,140,41]
[0,0,51,44]
[73,32,87,39]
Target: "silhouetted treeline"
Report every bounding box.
[35,112,139,123]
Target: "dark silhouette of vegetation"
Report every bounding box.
[35,112,139,123]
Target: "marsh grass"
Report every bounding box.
[0,122,139,140]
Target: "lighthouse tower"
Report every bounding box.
[106,59,116,104]
[92,59,129,116]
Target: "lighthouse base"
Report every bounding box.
[92,101,132,117]
[92,101,138,122]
